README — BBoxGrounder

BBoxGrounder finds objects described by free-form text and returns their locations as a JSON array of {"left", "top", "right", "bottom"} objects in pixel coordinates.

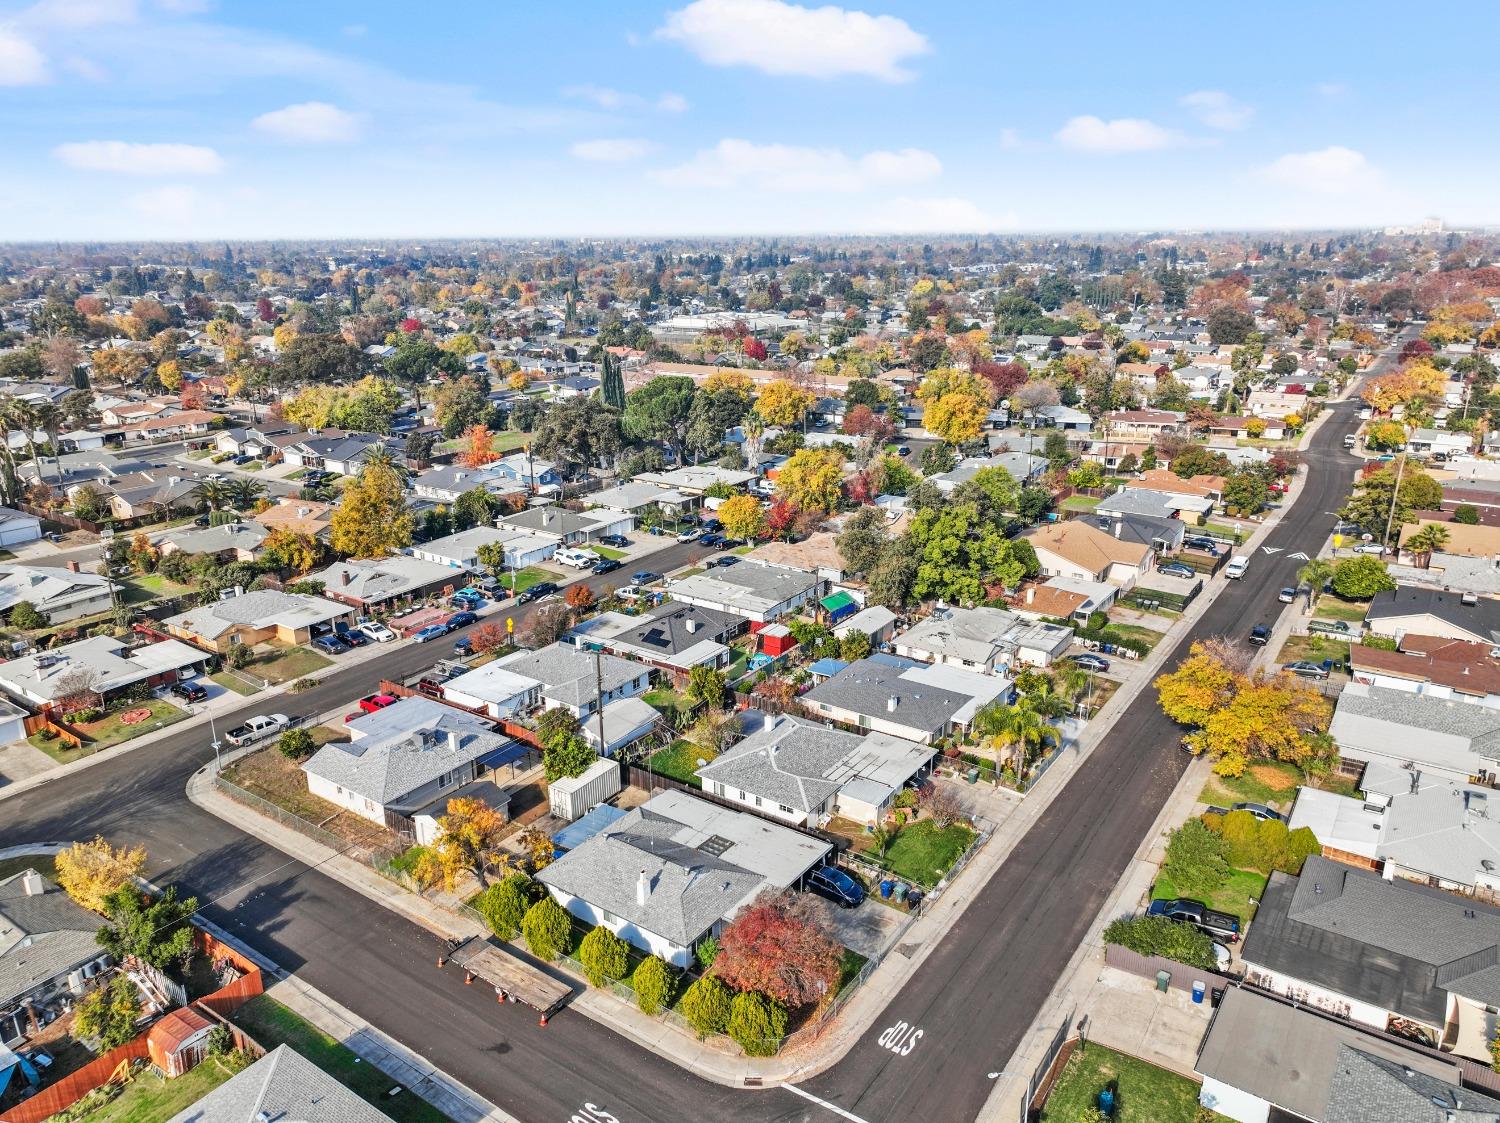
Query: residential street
[{"left": 0, "top": 385, "right": 1380, "bottom": 1123}]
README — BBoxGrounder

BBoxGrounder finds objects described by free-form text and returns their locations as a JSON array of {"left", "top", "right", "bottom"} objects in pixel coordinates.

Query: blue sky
[{"left": 1, "top": 0, "right": 1496, "bottom": 241}]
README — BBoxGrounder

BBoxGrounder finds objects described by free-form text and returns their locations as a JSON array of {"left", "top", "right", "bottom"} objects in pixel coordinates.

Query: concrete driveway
[{"left": 800, "top": 889, "right": 910, "bottom": 958}]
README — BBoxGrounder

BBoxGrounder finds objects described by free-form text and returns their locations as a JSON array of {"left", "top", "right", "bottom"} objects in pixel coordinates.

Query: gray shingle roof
[
  {"left": 697, "top": 715, "right": 862, "bottom": 813},
  {"left": 0, "top": 870, "right": 104, "bottom": 1007},
  {"left": 1331, "top": 683, "right": 1500, "bottom": 767},
  {"left": 301, "top": 707, "right": 506, "bottom": 807},
  {"left": 1324, "top": 1046, "right": 1500, "bottom": 1123},
  {"left": 167, "top": 1044, "right": 395, "bottom": 1122},
  {"left": 802, "top": 657, "right": 970, "bottom": 735},
  {"left": 610, "top": 601, "right": 740, "bottom": 659},
  {"left": 495, "top": 642, "right": 644, "bottom": 711},
  {"left": 1367, "top": 586, "right": 1500, "bottom": 643}
]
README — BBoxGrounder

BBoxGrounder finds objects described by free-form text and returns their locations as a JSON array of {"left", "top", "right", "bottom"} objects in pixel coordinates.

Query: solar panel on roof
[
  {"left": 697, "top": 835, "right": 733, "bottom": 857},
  {"left": 641, "top": 627, "right": 671, "bottom": 648}
]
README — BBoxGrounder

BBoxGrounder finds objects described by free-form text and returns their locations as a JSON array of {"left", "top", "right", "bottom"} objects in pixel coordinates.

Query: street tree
[
  {"left": 716, "top": 494, "right": 767, "bottom": 542},
  {"left": 55, "top": 838, "right": 147, "bottom": 913}
]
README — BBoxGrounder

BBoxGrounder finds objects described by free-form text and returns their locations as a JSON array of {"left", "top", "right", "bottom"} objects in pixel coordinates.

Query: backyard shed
[
  {"left": 547, "top": 757, "right": 620, "bottom": 822},
  {"left": 820, "top": 591, "right": 858, "bottom": 624},
  {"left": 757, "top": 623, "right": 797, "bottom": 658},
  {"left": 147, "top": 1006, "right": 214, "bottom": 1077}
]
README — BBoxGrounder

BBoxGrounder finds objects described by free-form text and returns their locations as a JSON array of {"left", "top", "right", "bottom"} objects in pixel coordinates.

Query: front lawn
[
  {"left": 79, "top": 1053, "right": 240, "bottom": 1123},
  {"left": 835, "top": 947, "right": 869, "bottom": 996},
  {"left": 210, "top": 670, "right": 260, "bottom": 696},
  {"left": 1275, "top": 634, "right": 1349, "bottom": 667},
  {"left": 1102, "top": 623, "right": 1164, "bottom": 651},
  {"left": 1312, "top": 597, "right": 1369, "bottom": 623},
  {"left": 1152, "top": 866, "right": 1267, "bottom": 924},
  {"left": 1041, "top": 1043, "right": 1211, "bottom": 1123},
  {"left": 73, "top": 698, "right": 187, "bottom": 751},
  {"left": 233, "top": 996, "right": 449, "bottom": 1123},
  {"left": 1198, "top": 760, "right": 1360, "bottom": 810},
  {"left": 499, "top": 566, "right": 550, "bottom": 593},
  {"left": 0, "top": 855, "right": 56, "bottom": 882},
  {"left": 882, "top": 820, "right": 977, "bottom": 887},
  {"left": 649, "top": 739, "right": 713, "bottom": 786},
  {"left": 251, "top": 646, "right": 334, "bottom": 684}
]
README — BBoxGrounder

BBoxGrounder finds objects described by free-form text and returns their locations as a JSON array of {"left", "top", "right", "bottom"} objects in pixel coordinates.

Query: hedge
[{"left": 1102, "top": 915, "right": 1216, "bottom": 970}]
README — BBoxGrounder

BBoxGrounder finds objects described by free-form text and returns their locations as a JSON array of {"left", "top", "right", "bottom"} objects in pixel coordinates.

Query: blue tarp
[
  {"left": 806, "top": 657, "right": 850, "bottom": 679},
  {"left": 480, "top": 742, "right": 531, "bottom": 769},
  {"left": 552, "top": 804, "right": 628, "bottom": 851}
]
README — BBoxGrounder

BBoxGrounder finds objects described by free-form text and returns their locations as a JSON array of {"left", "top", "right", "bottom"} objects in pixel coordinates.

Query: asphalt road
[{"left": 0, "top": 359, "right": 1394, "bottom": 1123}]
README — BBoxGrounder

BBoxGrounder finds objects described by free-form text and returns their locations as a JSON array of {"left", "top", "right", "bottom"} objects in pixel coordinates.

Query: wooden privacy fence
[
  {"left": 1103, "top": 943, "right": 1234, "bottom": 993},
  {"left": 20, "top": 712, "right": 86, "bottom": 748}
]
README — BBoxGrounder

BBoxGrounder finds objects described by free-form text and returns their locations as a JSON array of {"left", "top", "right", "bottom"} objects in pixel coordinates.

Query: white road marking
[
  {"left": 569, "top": 1105, "right": 622, "bottom": 1123},
  {"left": 1261, "top": 546, "right": 1283, "bottom": 555},
  {"left": 784, "top": 1084, "right": 873, "bottom": 1123},
  {"left": 876, "top": 1021, "right": 923, "bottom": 1055},
  {"left": 1287, "top": 551, "right": 1310, "bottom": 561}
]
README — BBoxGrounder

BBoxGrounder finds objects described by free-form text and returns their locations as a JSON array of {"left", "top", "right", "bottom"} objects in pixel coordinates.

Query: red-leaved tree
[
  {"left": 255, "top": 297, "right": 274, "bottom": 324},
  {"left": 765, "top": 498, "right": 799, "bottom": 540},
  {"left": 974, "top": 359, "right": 1029, "bottom": 400},
  {"left": 459, "top": 424, "right": 500, "bottom": 468},
  {"left": 1400, "top": 338, "right": 1434, "bottom": 363},
  {"left": 400, "top": 317, "right": 423, "bottom": 334},
  {"left": 712, "top": 892, "right": 842, "bottom": 1008},
  {"left": 743, "top": 338, "right": 768, "bottom": 361}
]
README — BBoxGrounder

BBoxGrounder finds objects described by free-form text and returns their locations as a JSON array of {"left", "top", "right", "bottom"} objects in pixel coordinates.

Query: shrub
[
  {"left": 1280, "top": 826, "right": 1322, "bottom": 875},
  {"left": 520, "top": 897, "right": 571, "bottom": 961},
  {"left": 1215, "top": 809, "right": 1262, "bottom": 868},
  {"left": 694, "top": 936, "right": 719, "bottom": 971},
  {"left": 474, "top": 873, "right": 539, "bottom": 941},
  {"left": 632, "top": 955, "right": 674, "bottom": 1015},
  {"left": 226, "top": 644, "right": 254, "bottom": 669},
  {"left": 9, "top": 602, "right": 46, "bottom": 630},
  {"left": 1102, "top": 915, "right": 1215, "bottom": 970},
  {"left": 578, "top": 925, "right": 629, "bottom": 988},
  {"left": 205, "top": 1024, "right": 234, "bottom": 1056},
  {"left": 1162, "top": 818, "right": 1229, "bottom": 898},
  {"left": 679, "top": 976, "right": 732, "bottom": 1038},
  {"left": 277, "top": 727, "right": 315, "bottom": 761},
  {"left": 727, "top": 991, "right": 787, "bottom": 1057}
]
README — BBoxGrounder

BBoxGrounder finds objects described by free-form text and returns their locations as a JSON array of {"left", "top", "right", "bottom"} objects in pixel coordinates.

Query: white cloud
[
  {"left": 654, "top": 138, "right": 940, "bottom": 192},
  {"left": 998, "top": 127, "right": 1023, "bottom": 150},
  {"left": 570, "top": 138, "right": 654, "bottom": 162},
  {"left": 1314, "top": 82, "right": 1348, "bottom": 99},
  {"left": 0, "top": 28, "right": 49, "bottom": 85},
  {"left": 563, "top": 85, "right": 688, "bottom": 113},
  {"left": 1259, "top": 146, "right": 1371, "bottom": 194},
  {"left": 1179, "top": 89, "right": 1252, "bottom": 130},
  {"left": 251, "top": 101, "right": 363, "bottom": 145},
  {"left": 656, "top": 0, "right": 929, "bottom": 82},
  {"left": 62, "top": 55, "right": 108, "bottom": 81},
  {"left": 869, "top": 196, "right": 1003, "bottom": 233},
  {"left": 54, "top": 140, "right": 223, "bottom": 174},
  {"left": 1055, "top": 115, "right": 1183, "bottom": 153},
  {"left": 656, "top": 91, "right": 689, "bottom": 113},
  {"left": 23, "top": 0, "right": 138, "bottom": 28}
]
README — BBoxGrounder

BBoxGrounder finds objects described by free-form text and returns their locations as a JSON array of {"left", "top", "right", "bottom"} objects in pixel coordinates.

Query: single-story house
[
  {"left": 411, "top": 526, "right": 556, "bottom": 572},
  {"left": 313, "top": 555, "right": 464, "bottom": 610},
  {"left": 893, "top": 605, "right": 1072, "bottom": 672},
  {"left": 1384, "top": 552, "right": 1500, "bottom": 599},
  {"left": 496, "top": 504, "right": 633, "bottom": 546},
  {"left": 156, "top": 520, "right": 269, "bottom": 563},
  {"left": 492, "top": 642, "right": 650, "bottom": 721},
  {"left": 1093, "top": 512, "right": 1187, "bottom": 554},
  {"left": 667, "top": 561, "right": 825, "bottom": 625},
  {"left": 802, "top": 654, "right": 1012, "bottom": 744},
  {"left": 214, "top": 423, "right": 301, "bottom": 459},
  {"left": 489, "top": 452, "right": 562, "bottom": 492},
  {"left": 1098, "top": 486, "right": 1215, "bottom": 523},
  {"left": 303, "top": 696, "right": 511, "bottom": 830},
  {"left": 1025, "top": 520, "right": 1153, "bottom": 588},
  {"left": 166, "top": 1044, "right": 396, "bottom": 1123},
  {"left": 254, "top": 497, "right": 335, "bottom": 540},
  {"left": 743, "top": 533, "right": 846, "bottom": 584},
  {"left": 1, "top": 869, "right": 113, "bottom": 1047},
  {"left": 106, "top": 470, "right": 206, "bottom": 520},
  {"left": 0, "top": 635, "right": 211, "bottom": 712},
  {"left": 162, "top": 588, "right": 355, "bottom": 652},
  {"left": 536, "top": 788, "right": 830, "bottom": 968},
  {"left": 0, "top": 509, "right": 41, "bottom": 549},
  {"left": 1397, "top": 519, "right": 1500, "bottom": 562},
  {"left": 282, "top": 432, "right": 402, "bottom": 475},
  {"left": 1240, "top": 855, "right": 1500, "bottom": 1063},
  {"left": 411, "top": 464, "right": 517, "bottom": 505},
  {"left": 1329, "top": 681, "right": 1500, "bottom": 784},
  {"left": 118, "top": 409, "right": 219, "bottom": 443},
  {"left": 633, "top": 466, "right": 759, "bottom": 495},
  {"left": 584, "top": 481, "right": 694, "bottom": 519},
  {"left": 1194, "top": 985, "right": 1494, "bottom": 1123},
  {"left": 0, "top": 564, "right": 117, "bottom": 622},
  {"left": 579, "top": 600, "right": 744, "bottom": 674},
  {"left": 1406, "top": 428, "right": 1471, "bottom": 458},
  {"left": 1365, "top": 586, "right": 1500, "bottom": 646},
  {"left": 1348, "top": 634, "right": 1500, "bottom": 708},
  {"left": 438, "top": 660, "right": 541, "bottom": 720},
  {"left": 697, "top": 713, "right": 935, "bottom": 827},
  {"left": 1101, "top": 408, "right": 1185, "bottom": 437}
]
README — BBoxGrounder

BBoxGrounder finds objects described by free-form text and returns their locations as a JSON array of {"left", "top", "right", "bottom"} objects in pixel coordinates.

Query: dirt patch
[
  {"left": 221, "top": 745, "right": 395, "bottom": 848},
  {"left": 1247, "top": 763, "right": 1299, "bottom": 793}
]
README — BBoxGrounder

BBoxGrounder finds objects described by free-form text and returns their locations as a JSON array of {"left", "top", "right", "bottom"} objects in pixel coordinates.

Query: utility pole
[
  {"left": 593, "top": 650, "right": 606, "bottom": 759},
  {"left": 1380, "top": 452, "right": 1407, "bottom": 556}
]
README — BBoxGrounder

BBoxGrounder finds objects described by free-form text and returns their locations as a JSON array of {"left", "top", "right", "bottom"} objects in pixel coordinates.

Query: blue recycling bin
[
  {"left": 1192, "top": 980, "right": 1206, "bottom": 1004},
  {"left": 879, "top": 879, "right": 894, "bottom": 899},
  {"left": 1097, "top": 1087, "right": 1115, "bottom": 1116}
]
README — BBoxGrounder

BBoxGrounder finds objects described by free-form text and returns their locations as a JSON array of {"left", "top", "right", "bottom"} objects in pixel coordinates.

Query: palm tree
[
  {"left": 1405, "top": 523, "right": 1450, "bottom": 569},
  {"left": 192, "top": 478, "right": 232, "bottom": 513},
  {"left": 975, "top": 702, "right": 1059, "bottom": 772},
  {"left": 7, "top": 400, "right": 44, "bottom": 487},
  {"left": 1298, "top": 558, "right": 1335, "bottom": 605},
  {"left": 31, "top": 401, "right": 64, "bottom": 484},
  {"left": 225, "top": 478, "right": 266, "bottom": 512}
]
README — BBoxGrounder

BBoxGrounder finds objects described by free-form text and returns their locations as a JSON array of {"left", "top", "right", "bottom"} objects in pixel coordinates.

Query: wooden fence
[
  {"left": 0, "top": 1038, "right": 151, "bottom": 1123},
  {"left": 21, "top": 712, "right": 86, "bottom": 748}
]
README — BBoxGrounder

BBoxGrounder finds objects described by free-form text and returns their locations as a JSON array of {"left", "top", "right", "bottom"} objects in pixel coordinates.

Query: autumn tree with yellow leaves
[
  {"left": 774, "top": 447, "right": 845, "bottom": 514},
  {"left": 916, "top": 367, "right": 993, "bottom": 445},
  {"left": 753, "top": 379, "right": 816, "bottom": 428},
  {"left": 413, "top": 798, "right": 512, "bottom": 890},
  {"left": 55, "top": 837, "right": 147, "bottom": 913},
  {"left": 1155, "top": 641, "right": 1333, "bottom": 777}
]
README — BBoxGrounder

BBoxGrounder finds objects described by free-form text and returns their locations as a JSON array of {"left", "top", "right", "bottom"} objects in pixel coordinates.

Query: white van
[{"left": 1225, "top": 556, "right": 1250, "bottom": 579}]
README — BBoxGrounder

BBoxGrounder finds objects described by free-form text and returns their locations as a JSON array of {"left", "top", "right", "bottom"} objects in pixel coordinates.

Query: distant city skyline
[{"left": 1, "top": 0, "right": 1496, "bottom": 240}]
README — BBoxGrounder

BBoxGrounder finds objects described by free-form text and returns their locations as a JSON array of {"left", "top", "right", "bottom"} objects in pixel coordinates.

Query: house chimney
[
  {"left": 1025, "top": 587, "right": 1035, "bottom": 605},
  {"left": 341, "top": 570, "right": 351, "bottom": 585},
  {"left": 67, "top": 560, "right": 79, "bottom": 573},
  {"left": 448, "top": 729, "right": 461, "bottom": 755},
  {"left": 20, "top": 869, "right": 44, "bottom": 897},
  {"left": 1113, "top": 521, "right": 1123, "bottom": 539},
  {"left": 887, "top": 695, "right": 899, "bottom": 712},
  {"left": 637, "top": 870, "right": 649, "bottom": 907},
  {"left": 685, "top": 618, "right": 698, "bottom": 633}
]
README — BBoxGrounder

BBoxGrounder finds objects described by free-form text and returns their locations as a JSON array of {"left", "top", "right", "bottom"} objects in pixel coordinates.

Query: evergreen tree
[{"left": 601, "top": 351, "right": 625, "bottom": 411}]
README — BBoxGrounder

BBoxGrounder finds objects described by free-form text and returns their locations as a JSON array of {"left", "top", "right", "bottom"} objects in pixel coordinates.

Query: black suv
[
  {"left": 1248, "top": 624, "right": 1270, "bottom": 647},
  {"left": 517, "top": 581, "right": 559, "bottom": 604},
  {"left": 170, "top": 681, "right": 207, "bottom": 702}
]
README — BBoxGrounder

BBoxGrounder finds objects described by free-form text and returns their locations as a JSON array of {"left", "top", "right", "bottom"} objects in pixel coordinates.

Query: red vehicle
[{"left": 358, "top": 693, "right": 398, "bottom": 713}]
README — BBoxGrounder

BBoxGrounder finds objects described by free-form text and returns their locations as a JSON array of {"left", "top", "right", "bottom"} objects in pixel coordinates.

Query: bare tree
[{"left": 52, "top": 666, "right": 103, "bottom": 715}]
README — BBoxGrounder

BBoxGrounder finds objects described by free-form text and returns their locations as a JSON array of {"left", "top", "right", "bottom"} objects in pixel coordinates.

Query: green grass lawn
[
  {"left": 383, "top": 844, "right": 433, "bottom": 880},
  {"left": 882, "top": 820, "right": 977, "bottom": 887},
  {"left": 649, "top": 739, "right": 712, "bottom": 786},
  {"left": 643, "top": 688, "right": 697, "bottom": 722},
  {"left": 126, "top": 573, "right": 196, "bottom": 598},
  {"left": 210, "top": 670, "right": 261, "bottom": 696},
  {"left": 1061, "top": 495, "right": 1102, "bottom": 512},
  {"left": 1198, "top": 759, "right": 1359, "bottom": 809},
  {"left": 185, "top": 448, "right": 214, "bottom": 460},
  {"left": 1202, "top": 522, "right": 1245, "bottom": 541},
  {"left": 80, "top": 1053, "right": 241, "bottom": 1123},
  {"left": 251, "top": 646, "right": 334, "bottom": 684},
  {"left": 36, "top": 698, "right": 190, "bottom": 761},
  {"left": 0, "top": 854, "right": 56, "bottom": 882},
  {"left": 1312, "top": 597, "right": 1369, "bottom": 623},
  {"left": 499, "top": 566, "right": 550, "bottom": 593},
  {"left": 28, "top": 730, "right": 89, "bottom": 764},
  {"left": 1041, "top": 1043, "right": 1210, "bottom": 1123},
  {"left": 1276, "top": 634, "right": 1350, "bottom": 666},
  {"left": 592, "top": 545, "right": 627, "bottom": 560},
  {"left": 1103, "top": 623, "right": 1164, "bottom": 651},
  {"left": 285, "top": 468, "right": 307, "bottom": 479},
  {"left": 234, "top": 996, "right": 449, "bottom": 1123},
  {"left": 835, "top": 947, "right": 869, "bottom": 996},
  {"left": 1153, "top": 866, "right": 1268, "bottom": 924}
]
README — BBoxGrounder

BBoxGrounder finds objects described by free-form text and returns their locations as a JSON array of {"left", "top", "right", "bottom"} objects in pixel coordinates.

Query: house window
[
  {"left": 754, "top": 795, "right": 762, "bottom": 807},
  {"left": 713, "top": 782, "right": 725, "bottom": 797},
  {"left": 779, "top": 804, "right": 795, "bottom": 815}
]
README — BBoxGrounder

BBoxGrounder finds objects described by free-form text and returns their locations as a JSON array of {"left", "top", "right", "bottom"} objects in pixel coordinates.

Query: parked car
[
  {"left": 225, "top": 713, "right": 291, "bottom": 746},
  {"left": 1145, "top": 898, "right": 1240, "bottom": 943},
  {"left": 555, "top": 548, "right": 600, "bottom": 568},
  {"left": 896, "top": 445, "right": 911, "bottom": 456},
  {"left": 631, "top": 571, "right": 661, "bottom": 585},
  {"left": 698, "top": 533, "right": 724, "bottom": 548},
  {"left": 335, "top": 628, "right": 369, "bottom": 647},
  {"left": 357, "top": 620, "right": 395, "bottom": 643},
  {"left": 707, "top": 555, "right": 739, "bottom": 569},
  {"left": 596, "top": 534, "right": 630, "bottom": 548},
  {"left": 1184, "top": 536, "right": 1220, "bottom": 554},
  {"left": 1277, "top": 587, "right": 1296, "bottom": 604},
  {"left": 1071, "top": 653, "right": 1110, "bottom": 673},
  {"left": 445, "top": 611, "right": 478, "bottom": 630},
  {"left": 516, "top": 581, "right": 559, "bottom": 604},
  {"left": 1249, "top": 624, "right": 1270, "bottom": 647},
  {"left": 715, "top": 538, "right": 742, "bottom": 550},
  {"left": 1224, "top": 555, "right": 1250, "bottom": 579},
  {"left": 806, "top": 865, "right": 866, "bottom": 909},
  {"left": 1283, "top": 660, "right": 1331, "bottom": 680},
  {"left": 451, "top": 588, "right": 484, "bottom": 605},
  {"left": 1231, "top": 802, "right": 1287, "bottom": 824},
  {"left": 676, "top": 527, "right": 704, "bottom": 543},
  {"left": 1157, "top": 562, "right": 1196, "bottom": 579},
  {"left": 1352, "top": 542, "right": 1386, "bottom": 554},
  {"left": 593, "top": 558, "right": 623, "bottom": 574},
  {"left": 413, "top": 623, "right": 449, "bottom": 643},
  {"left": 311, "top": 634, "right": 350, "bottom": 655},
  {"left": 700, "top": 519, "right": 722, "bottom": 533},
  {"left": 170, "top": 681, "right": 207, "bottom": 702},
  {"left": 358, "top": 693, "right": 398, "bottom": 714}
]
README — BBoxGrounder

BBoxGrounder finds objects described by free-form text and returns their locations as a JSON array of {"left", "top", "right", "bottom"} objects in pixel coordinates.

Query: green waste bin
[
  {"left": 1155, "top": 969, "right": 1171, "bottom": 993},
  {"left": 966, "top": 767, "right": 979, "bottom": 784}
]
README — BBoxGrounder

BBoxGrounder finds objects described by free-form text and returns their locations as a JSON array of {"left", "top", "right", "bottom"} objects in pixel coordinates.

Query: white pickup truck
[{"left": 225, "top": 713, "right": 291, "bottom": 746}]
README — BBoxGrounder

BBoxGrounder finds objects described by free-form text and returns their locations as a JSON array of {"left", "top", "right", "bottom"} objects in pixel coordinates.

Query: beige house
[
  {"left": 254, "top": 497, "right": 335, "bottom": 540},
  {"left": 1025, "top": 520, "right": 1152, "bottom": 588},
  {"left": 160, "top": 588, "right": 355, "bottom": 651}
]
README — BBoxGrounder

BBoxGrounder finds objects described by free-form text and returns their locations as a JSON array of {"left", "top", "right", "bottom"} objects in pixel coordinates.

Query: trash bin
[
  {"left": 879, "top": 879, "right": 894, "bottom": 899},
  {"left": 906, "top": 889, "right": 923, "bottom": 911},
  {"left": 1155, "top": 970, "right": 1171, "bottom": 993},
  {"left": 893, "top": 882, "right": 909, "bottom": 903},
  {"left": 1191, "top": 980, "right": 1206, "bottom": 1004},
  {"left": 966, "top": 767, "right": 979, "bottom": 784}
]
